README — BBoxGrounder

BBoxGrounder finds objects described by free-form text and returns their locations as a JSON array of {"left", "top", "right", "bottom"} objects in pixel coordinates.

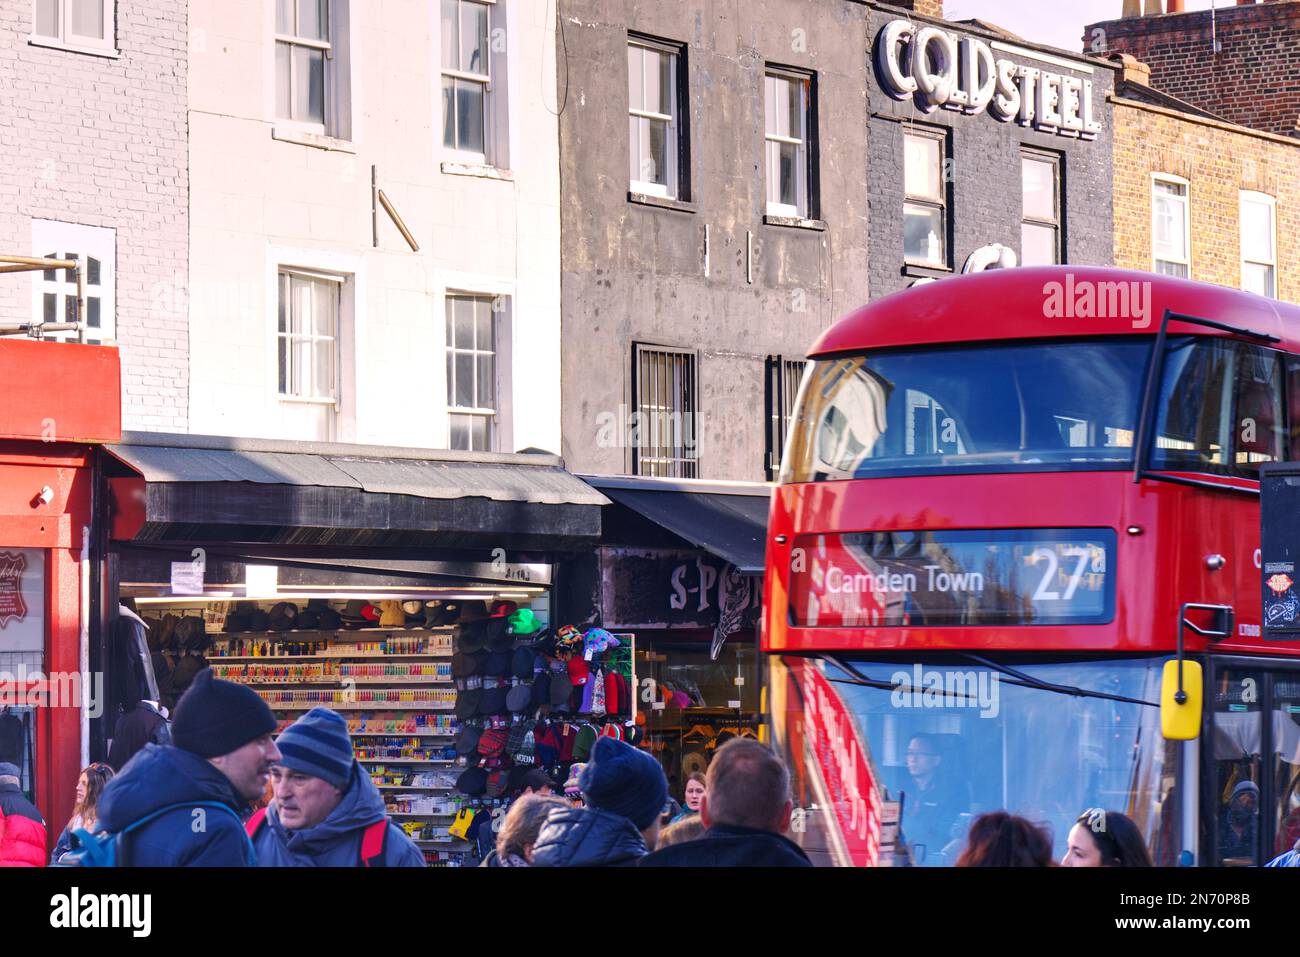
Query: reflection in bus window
[
  {"left": 1152, "top": 338, "right": 1233, "bottom": 472},
  {"left": 1271, "top": 675, "right": 1300, "bottom": 859},
  {"left": 1212, "top": 668, "right": 1263, "bottom": 866},
  {"left": 782, "top": 339, "right": 1149, "bottom": 482},
  {"left": 769, "top": 656, "right": 1179, "bottom": 866},
  {"left": 1232, "top": 346, "right": 1284, "bottom": 474}
]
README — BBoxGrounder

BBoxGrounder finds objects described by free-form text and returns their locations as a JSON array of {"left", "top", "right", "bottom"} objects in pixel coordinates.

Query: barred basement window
[{"left": 633, "top": 344, "right": 698, "bottom": 478}]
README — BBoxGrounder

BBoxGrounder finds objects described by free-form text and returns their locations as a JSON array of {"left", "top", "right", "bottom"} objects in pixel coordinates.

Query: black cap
[{"left": 172, "top": 668, "right": 277, "bottom": 758}]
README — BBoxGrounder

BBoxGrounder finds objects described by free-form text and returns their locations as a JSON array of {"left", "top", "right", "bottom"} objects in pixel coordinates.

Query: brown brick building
[
  {"left": 1088, "top": 0, "right": 1300, "bottom": 138},
  {"left": 1110, "top": 56, "right": 1300, "bottom": 302}
]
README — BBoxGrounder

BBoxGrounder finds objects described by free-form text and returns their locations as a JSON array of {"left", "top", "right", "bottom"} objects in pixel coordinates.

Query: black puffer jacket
[
  {"left": 529, "top": 806, "right": 648, "bottom": 867},
  {"left": 638, "top": 823, "right": 814, "bottom": 867}
]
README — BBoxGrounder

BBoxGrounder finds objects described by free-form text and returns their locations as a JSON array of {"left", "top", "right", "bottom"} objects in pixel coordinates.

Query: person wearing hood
[
  {"left": 96, "top": 669, "right": 280, "bottom": 866},
  {"left": 250, "top": 708, "right": 424, "bottom": 867},
  {"left": 530, "top": 737, "right": 667, "bottom": 867}
]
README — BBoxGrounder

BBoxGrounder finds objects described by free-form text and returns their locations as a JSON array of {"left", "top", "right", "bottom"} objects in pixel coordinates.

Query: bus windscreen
[{"left": 781, "top": 338, "right": 1150, "bottom": 482}]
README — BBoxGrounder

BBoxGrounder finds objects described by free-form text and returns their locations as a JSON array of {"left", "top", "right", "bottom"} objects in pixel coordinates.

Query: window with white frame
[
  {"left": 903, "top": 129, "right": 946, "bottom": 267},
  {"left": 276, "top": 0, "right": 331, "bottom": 127},
  {"left": 1240, "top": 191, "right": 1277, "bottom": 299},
  {"left": 628, "top": 38, "right": 683, "bottom": 199},
  {"left": 440, "top": 0, "right": 493, "bottom": 159},
  {"left": 764, "top": 70, "right": 813, "bottom": 219},
  {"left": 277, "top": 270, "right": 340, "bottom": 403},
  {"left": 1152, "top": 176, "right": 1190, "bottom": 279},
  {"left": 1021, "top": 150, "right": 1061, "bottom": 266},
  {"left": 31, "top": 0, "right": 115, "bottom": 54},
  {"left": 31, "top": 219, "right": 114, "bottom": 342},
  {"left": 446, "top": 295, "right": 499, "bottom": 452}
]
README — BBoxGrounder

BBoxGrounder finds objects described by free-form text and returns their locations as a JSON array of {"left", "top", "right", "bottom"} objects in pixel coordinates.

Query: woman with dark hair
[
  {"left": 954, "top": 811, "right": 1054, "bottom": 867},
  {"left": 1060, "top": 809, "right": 1153, "bottom": 867},
  {"left": 51, "top": 763, "right": 115, "bottom": 863}
]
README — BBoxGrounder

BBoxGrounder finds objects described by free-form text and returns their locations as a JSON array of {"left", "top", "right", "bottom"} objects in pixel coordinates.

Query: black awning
[
  {"left": 106, "top": 433, "right": 607, "bottom": 553},
  {"left": 589, "top": 478, "right": 773, "bottom": 574}
]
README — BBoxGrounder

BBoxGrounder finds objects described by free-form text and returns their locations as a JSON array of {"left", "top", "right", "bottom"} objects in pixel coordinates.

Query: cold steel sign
[{"left": 874, "top": 20, "right": 1102, "bottom": 140}]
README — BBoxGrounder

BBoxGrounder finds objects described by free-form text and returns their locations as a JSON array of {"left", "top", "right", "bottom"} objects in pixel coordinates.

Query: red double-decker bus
[{"left": 763, "top": 266, "right": 1300, "bottom": 867}]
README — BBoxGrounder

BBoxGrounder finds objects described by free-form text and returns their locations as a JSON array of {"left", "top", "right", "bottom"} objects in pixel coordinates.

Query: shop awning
[
  {"left": 583, "top": 475, "right": 773, "bottom": 574},
  {"left": 106, "top": 432, "right": 608, "bottom": 552}
]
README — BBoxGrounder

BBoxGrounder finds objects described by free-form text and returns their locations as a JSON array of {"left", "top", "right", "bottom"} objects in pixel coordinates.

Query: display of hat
[
  {"left": 625, "top": 724, "right": 644, "bottom": 747},
  {"left": 530, "top": 672, "right": 552, "bottom": 709},
  {"left": 554, "top": 625, "right": 583, "bottom": 661},
  {"left": 673, "top": 690, "right": 691, "bottom": 708},
  {"left": 451, "top": 653, "right": 476, "bottom": 678},
  {"left": 483, "top": 618, "right": 513, "bottom": 653},
  {"left": 454, "top": 724, "right": 482, "bottom": 755},
  {"left": 485, "top": 769, "right": 509, "bottom": 798},
  {"left": 506, "top": 682, "right": 532, "bottom": 714},
  {"left": 478, "top": 686, "right": 508, "bottom": 716},
  {"left": 573, "top": 723, "right": 598, "bottom": 762},
  {"left": 297, "top": 607, "right": 320, "bottom": 630},
  {"left": 533, "top": 724, "right": 560, "bottom": 766},
  {"left": 456, "top": 766, "right": 488, "bottom": 797},
  {"left": 507, "top": 719, "right": 536, "bottom": 760},
  {"left": 556, "top": 724, "right": 577, "bottom": 763},
  {"left": 490, "top": 600, "right": 517, "bottom": 618},
  {"left": 377, "top": 600, "right": 406, "bottom": 627},
  {"left": 457, "top": 600, "right": 491, "bottom": 622},
  {"left": 483, "top": 651, "right": 512, "bottom": 679},
  {"left": 567, "top": 658, "right": 590, "bottom": 687},
  {"left": 317, "top": 606, "right": 341, "bottom": 630},
  {"left": 402, "top": 600, "right": 425, "bottom": 625},
  {"left": 224, "top": 604, "right": 250, "bottom": 633},
  {"left": 564, "top": 763, "right": 586, "bottom": 796},
  {"left": 582, "top": 627, "right": 620, "bottom": 657},
  {"left": 549, "top": 672, "right": 574, "bottom": 708},
  {"left": 477, "top": 726, "right": 508, "bottom": 757},
  {"left": 247, "top": 608, "right": 271, "bottom": 632},
  {"left": 455, "top": 688, "right": 483, "bottom": 720},
  {"left": 455, "top": 621, "right": 486, "bottom": 654},
  {"left": 530, "top": 630, "right": 557, "bottom": 658},
  {"left": 424, "top": 601, "right": 459, "bottom": 628},
  {"left": 467, "top": 650, "right": 489, "bottom": 676},
  {"left": 269, "top": 602, "right": 299, "bottom": 632},
  {"left": 507, "top": 608, "right": 542, "bottom": 636},
  {"left": 599, "top": 724, "right": 622, "bottom": 741},
  {"left": 510, "top": 646, "right": 535, "bottom": 680}
]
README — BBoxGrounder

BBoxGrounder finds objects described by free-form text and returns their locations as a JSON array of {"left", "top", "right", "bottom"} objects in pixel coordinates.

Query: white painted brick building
[{"left": 0, "top": 0, "right": 189, "bottom": 431}]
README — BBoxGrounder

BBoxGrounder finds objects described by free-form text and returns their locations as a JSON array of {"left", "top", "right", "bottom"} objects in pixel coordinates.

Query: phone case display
[
  {"left": 448, "top": 609, "right": 641, "bottom": 865},
  {"left": 158, "top": 598, "right": 474, "bottom": 866}
]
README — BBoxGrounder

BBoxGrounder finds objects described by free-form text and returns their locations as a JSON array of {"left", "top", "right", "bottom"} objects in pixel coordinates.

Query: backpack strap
[
  {"left": 360, "top": 819, "right": 388, "bottom": 867},
  {"left": 245, "top": 807, "right": 269, "bottom": 839}
]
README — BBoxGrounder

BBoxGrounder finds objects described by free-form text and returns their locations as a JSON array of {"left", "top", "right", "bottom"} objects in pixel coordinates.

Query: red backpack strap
[
  {"left": 360, "top": 819, "right": 388, "bottom": 867},
  {"left": 245, "top": 807, "right": 268, "bottom": 839}
]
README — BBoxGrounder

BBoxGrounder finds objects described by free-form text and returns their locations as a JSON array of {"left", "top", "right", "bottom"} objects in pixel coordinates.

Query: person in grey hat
[
  {"left": 1219, "top": 779, "right": 1260, "bottom": 862},
  {"left": 250, "top": 707, "right": 424, "bottom": 867}
]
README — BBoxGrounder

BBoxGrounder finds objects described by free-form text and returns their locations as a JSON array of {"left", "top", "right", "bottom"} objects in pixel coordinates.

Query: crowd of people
[{"left": 4, "top": 668, "right": 1299, "bottom": 867}]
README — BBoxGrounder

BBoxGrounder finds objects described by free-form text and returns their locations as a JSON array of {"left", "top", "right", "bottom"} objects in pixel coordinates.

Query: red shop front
[{"left": 0, "top": 338, "right": 120, "bottom": 834}]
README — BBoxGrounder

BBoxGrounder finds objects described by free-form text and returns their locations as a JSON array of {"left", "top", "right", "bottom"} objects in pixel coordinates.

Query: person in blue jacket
[
  {"left": 96, "top": 668, "right": 281, "bottom": 866},
  {"left": 250, "top": 708, "right": 424, "bottom": 867}
]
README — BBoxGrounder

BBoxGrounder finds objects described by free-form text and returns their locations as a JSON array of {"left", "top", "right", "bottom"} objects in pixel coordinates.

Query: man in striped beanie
[{"left": 249, "top": 707, "right": 424, "bottom": 867}]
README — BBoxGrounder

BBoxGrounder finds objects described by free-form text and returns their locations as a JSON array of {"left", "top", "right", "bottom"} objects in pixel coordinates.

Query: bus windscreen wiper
[{"left": 959, "top": 653, "right": 1157, "bottom": 708}]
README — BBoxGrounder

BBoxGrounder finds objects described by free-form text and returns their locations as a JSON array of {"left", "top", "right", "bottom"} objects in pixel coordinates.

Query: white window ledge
[
  {"left": 271, "top": 126, "right": 356, "bottom": 154},
  {"left": 28, "top": 36, "right": 121, "bottom": 58},
  {"left": 764, "top": 213, "right": 826, "bottom": 231},
  {"left": 278, "top": 395, "right": 339, "bottom": 407},
  {"left": 440, "top": 161, "right": 514, "bottom": 182}
]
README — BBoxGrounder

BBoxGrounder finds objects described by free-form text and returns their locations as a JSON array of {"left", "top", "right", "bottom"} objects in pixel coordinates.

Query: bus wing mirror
[{"left": 1160, "top": 659, "right": 1203, "bottom": 740}]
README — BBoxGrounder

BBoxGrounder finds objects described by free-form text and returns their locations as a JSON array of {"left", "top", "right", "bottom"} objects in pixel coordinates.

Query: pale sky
[{"left": 942, "top": 0, "right": 1223, "bottom": 55}]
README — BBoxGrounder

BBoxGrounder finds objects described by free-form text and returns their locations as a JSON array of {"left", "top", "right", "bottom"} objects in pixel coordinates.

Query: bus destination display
[{"left": 787, "top": 529, "right": 1115, "bottom": 627}]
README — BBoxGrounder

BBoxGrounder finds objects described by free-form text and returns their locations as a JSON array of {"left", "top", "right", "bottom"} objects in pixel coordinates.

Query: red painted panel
[{"left": 0, "top": 340, "right": 120, "bottom": 444}]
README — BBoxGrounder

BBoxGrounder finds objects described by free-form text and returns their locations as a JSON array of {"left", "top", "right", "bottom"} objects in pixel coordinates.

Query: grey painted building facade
[
  {"left": 557, "top": 0, "right": 873, "bottom": 483},
  {"left": 866, "top": 7, "right": 1117, "bottom": 297}
]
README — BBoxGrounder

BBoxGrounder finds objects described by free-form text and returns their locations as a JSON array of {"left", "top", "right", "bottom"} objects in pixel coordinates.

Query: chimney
[
  {"left": 1110, "top": 52, "right": 1152, "bottom": 85},
  {"left": 1167, "top": 0, "right": 1184, "bottom": 11},
  {"left": 892, "top": 0, "right": 944, "bottom": 18},
  {"left": 1143, "top": 0, "right": 1163, "bottom": 14}
]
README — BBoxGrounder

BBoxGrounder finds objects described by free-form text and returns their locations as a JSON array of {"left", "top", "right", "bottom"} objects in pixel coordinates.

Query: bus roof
[{"left": 810, "top": 266, "right": 1300, "bottom": 357}]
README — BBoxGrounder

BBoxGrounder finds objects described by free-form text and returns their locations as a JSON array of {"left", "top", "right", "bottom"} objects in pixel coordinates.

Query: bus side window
[
  {"left": 1213, "top": 667, "right": 1264, "bottom": 866},
  {"left": 1233, "top": 346, "right": 1285, "bottom": 476},
  {"left": 1285, "top": 355, "right": 1300, "bottom": 460}
]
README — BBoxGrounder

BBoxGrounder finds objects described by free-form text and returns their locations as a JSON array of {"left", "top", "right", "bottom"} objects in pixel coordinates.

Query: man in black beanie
[{"left": 96, "top": 669, "right": 281, "bottom": 866}]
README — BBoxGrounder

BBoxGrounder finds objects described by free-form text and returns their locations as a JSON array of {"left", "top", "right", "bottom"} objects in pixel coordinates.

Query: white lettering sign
[{"left": 876, "top": 21, "right": 1102, "bottom": 140}]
